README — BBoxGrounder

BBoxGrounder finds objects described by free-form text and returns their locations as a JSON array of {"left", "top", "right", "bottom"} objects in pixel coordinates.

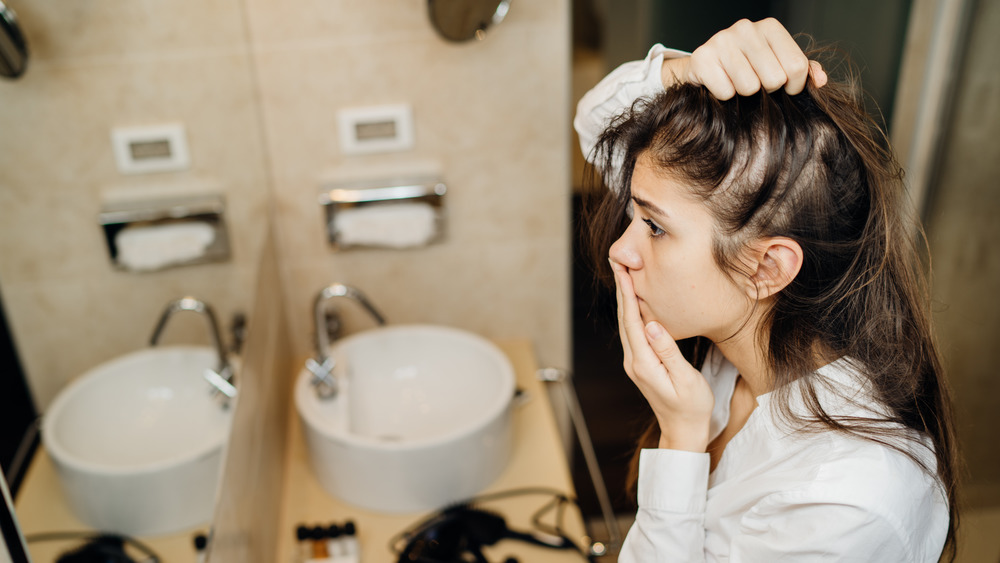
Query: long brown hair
[{"left": 583, "top": 53, "right": 960, "bottom": 560}]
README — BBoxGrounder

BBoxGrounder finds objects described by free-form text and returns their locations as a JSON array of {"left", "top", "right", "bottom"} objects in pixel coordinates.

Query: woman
[{"left": 574, "top": 19, "right": 958, "bottom": 562}]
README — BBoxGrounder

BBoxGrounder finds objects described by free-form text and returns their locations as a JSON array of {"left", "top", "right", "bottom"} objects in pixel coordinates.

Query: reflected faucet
[
  {"left": 308, "top": 283, "right": 387, "bottom": 399},
  {"left": 150, "top": 297, "right": 237, "bottom": 403}
]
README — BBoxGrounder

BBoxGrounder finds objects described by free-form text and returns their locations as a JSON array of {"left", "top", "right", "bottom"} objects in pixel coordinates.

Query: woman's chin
[
  {"left": 637, "top": 304, "right": 674, "bottom": 335},
  {"left": 640, "top": 312, "right": 694, "bottom": 341}
]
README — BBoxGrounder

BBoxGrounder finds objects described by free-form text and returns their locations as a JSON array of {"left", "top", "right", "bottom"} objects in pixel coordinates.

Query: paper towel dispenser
[
  {"left": 99, "top": 194, "right": 231, "bottom": 272},
  {"left": 319, "top": 177, "right": 447, "bottom": 250}
]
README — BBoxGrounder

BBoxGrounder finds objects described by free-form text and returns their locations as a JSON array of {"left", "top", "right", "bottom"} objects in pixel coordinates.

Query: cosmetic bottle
[
  {"left": 341, "top": 520, "right": 359, "bottom": 562},
  {"left": 193, "top": 534, "right": 208, "bottom": 563},
  {"left": 294, "top": 525, "right": 311, "bottom": 563}
]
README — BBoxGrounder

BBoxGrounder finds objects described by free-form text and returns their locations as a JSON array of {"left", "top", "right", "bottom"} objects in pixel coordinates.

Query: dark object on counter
[
  {"left": 55, "top": 534, "right": 137, "bottom": 563},
  {"left": 24, "top": 531, "right": 160, "bottom": 563},
  {"left": 395, "top": 504, "right": 577, "bottom": 563}
]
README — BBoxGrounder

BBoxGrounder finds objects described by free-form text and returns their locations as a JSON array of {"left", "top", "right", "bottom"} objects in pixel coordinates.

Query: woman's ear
[{"left": 747, "top": 237, "right": 803, "bottom": 299}]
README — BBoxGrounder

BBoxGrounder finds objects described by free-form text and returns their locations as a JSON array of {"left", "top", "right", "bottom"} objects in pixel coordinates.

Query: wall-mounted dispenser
[
  {"left": 319, "top": 177, "right": 446, "bottom": 250},
  {"left": 99, "top": 193, "right": 231, "bottom": 272}
]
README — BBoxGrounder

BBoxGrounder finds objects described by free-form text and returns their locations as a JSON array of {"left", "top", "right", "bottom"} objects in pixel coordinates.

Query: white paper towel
[
  {"left": 115, "top": 221, "right": 216, "bottom": 271},
  {"left": 332, "top": 202, "right": 438, "bottom": 248}
]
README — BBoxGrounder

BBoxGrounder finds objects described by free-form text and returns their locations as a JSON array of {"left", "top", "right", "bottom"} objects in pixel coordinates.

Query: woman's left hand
[{"left": 612, "top": 260, "right": 715, "bottom": 452}]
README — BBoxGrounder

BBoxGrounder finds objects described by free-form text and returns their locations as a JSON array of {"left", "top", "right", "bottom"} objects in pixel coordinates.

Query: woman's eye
[{"left": 642, "top": 218, "right": 665, "bottom": 237}]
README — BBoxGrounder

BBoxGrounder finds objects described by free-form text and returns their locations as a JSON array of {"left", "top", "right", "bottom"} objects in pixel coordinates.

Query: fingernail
[{"left": 645, "top": 321, "right": 665, "bottom": 339}]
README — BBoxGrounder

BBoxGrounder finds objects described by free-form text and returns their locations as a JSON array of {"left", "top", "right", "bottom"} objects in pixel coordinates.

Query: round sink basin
[
  {"left": 42, "top": 345, "right": 232, "bottom": 536},
  {"left": 295, "top": 325, "right": 516, "bottom": 513}
]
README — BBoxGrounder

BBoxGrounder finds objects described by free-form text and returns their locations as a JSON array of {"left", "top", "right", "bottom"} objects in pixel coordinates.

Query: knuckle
[
  {"left": 760, "top": 73, "right": 786, "bottom": 92},
  {"left": 731, "top": 18, "right": 753, "bottom": 33},
  {"left": 735, "top": 79, "right": 761, "bottom": 97},
  {"left": 785, "top": 55, "right": 809, "bottom": 75},
  {"left": 656, "top": 343, "right": 677, "bottom": 360}
]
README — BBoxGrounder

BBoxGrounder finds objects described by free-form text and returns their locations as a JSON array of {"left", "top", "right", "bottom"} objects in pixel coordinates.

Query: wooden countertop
[
  {"left": 276, "top": 339, "right": 589, "bottom": 563},
  {"left": 13, "top": 339, "right": 587, "bottom": 562},
  {"left": 14, "top": 450, "right": 204, "bottom": 562}
]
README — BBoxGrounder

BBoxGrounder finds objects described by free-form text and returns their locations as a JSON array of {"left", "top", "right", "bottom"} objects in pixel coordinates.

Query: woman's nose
[{"left": 609, "top": 226, "right": 642, "bottom": 270}]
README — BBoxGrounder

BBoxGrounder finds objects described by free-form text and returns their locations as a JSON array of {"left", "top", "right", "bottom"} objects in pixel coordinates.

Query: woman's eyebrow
[{"left": 631, "top": 195, "right": 669, "bottom": 218}]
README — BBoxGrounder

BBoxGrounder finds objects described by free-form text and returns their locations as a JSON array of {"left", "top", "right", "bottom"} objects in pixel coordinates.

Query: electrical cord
[
  {"left": 23, "top": 531, "right": 161, "bottom": 563},
  {"left": 389, "top": 487, "right": 598, "bottom": 563}
]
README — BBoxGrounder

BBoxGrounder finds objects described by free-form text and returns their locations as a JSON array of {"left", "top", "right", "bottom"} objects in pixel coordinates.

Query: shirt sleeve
[
  {"left": 619, "top": 451, "right": 925, "bottom": 563},
  {"left": 572, "top": 44, "right": 688, "bottom": 177},
  {"left": 731, "top": 491, "right": 918, "bottom": 562},
  {"left": 618, "top": 448, "right": 710, "bottom": 563}
]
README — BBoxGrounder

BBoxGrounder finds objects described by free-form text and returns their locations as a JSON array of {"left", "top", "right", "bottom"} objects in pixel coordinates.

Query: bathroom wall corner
[{"left": 207, "top": 225, "right": 294, "bottom": 563}]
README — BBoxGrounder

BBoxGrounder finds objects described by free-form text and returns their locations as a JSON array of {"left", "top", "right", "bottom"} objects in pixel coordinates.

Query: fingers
[
  {"left": 611, "top": 261, "right": 679, "bottom": 382},
  {"left": 756, "top": 17, "right": 811, "bottom": 95},
  {"left": 809, "top": 60, "right": 828, "bottom": 89},
  {"left": 687, "top": 18, "right": 822, "bottom": 99},
  {"left": 609, "top": 260, "right": 715, "bottom": 453},
  {"left": 688, "top": 49, "right": 737, "bottom": 100},
  {"left": 612, "top": 261, "right": 646, "bottom": 365},
  {"left": 611, "top": 260, "right": 633, "bottom": 366},
  {"left": 643, "top": 321, "right": 686, "bottom": 376},
  {"left": 722, "top": 19, "right": 788, "bottom": 96}
]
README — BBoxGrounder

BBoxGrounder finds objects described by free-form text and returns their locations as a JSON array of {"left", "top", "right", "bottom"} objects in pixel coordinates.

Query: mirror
[
  {"left": 0, "top": 1, "right": 27, "bottom": 79},
  {"left": 1, "top": 471, "right": 29, "bottom": 563},
  {"left": 427, "top": 0, "right": 511, "bottom": 42}
]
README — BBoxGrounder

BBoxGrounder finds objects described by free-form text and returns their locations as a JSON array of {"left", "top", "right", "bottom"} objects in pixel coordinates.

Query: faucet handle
[
  {"left": 306, "top": 357, "right": 338, "bottom": 399},
  {"left": 204, "top": 368, "right": 238, "bottom": 398}
]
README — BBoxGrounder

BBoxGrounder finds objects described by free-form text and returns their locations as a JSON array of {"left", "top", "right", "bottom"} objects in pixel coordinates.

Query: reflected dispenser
[{"left": 318, "top": 177, "right": 447, "bottom": 250}]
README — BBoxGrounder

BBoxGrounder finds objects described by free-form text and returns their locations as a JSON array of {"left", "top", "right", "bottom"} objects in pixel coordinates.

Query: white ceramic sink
[
  {"left": 295, "top": 325, "right": 516, "bottom": 513},
  {"left": 42, "top": 345, "right": 232, "bottom": 536}
]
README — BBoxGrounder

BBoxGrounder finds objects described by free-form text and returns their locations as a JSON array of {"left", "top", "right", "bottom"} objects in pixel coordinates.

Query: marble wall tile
[
  {"left": 0, "top": 0, "right": 570, "bottom": 408},
  {"left": 248, "top": 4, "right": 571, "bottom": 369},
  {"left": 13, "top": 0, "right": 248, "bottom": 62},
  {"left": 243, "top": 0, "right": 431, "bottom": 46},
  {"left": 0, "top": 4, "right": 270, "bottom": 409}
]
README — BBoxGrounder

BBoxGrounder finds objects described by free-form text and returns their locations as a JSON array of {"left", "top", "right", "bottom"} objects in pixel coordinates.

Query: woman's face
[{"left": 609, "top": 154, "right": 752, "bottom": 342}]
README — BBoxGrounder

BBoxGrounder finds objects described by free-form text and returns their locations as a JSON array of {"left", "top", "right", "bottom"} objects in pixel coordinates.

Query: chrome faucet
[
  {"left": 150, "top": 297, "right": 237, "bottom": 404},
  {"left": 308, "top": 283, "right": 387, "bottom": 399}
]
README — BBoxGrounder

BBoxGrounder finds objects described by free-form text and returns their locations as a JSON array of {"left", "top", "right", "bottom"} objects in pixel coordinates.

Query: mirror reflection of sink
[
  {"left": 42, "top": 346, "right": 232, "bottom": 536},
  {"left": 295, "top": 325, "right": 516, "bottom": 513}
]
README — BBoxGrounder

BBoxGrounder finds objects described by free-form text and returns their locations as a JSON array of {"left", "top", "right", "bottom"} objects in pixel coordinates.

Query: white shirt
[{"left": 574, "top": 47, "right": 950, "bottom": 562}]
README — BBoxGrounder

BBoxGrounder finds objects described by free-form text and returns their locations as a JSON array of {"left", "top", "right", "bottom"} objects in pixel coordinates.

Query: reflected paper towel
[
  {"left": 332, "top": 202, "right": 438, "bottom": 249},
  {"left": 115, "top": 222, "right": 216, "bottom": 271}
]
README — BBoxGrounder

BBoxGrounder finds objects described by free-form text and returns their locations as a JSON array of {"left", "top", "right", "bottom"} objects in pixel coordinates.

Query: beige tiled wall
[
  {"left": 245, "top": 0, "right": 571, "bottom": 368},
  {"left": 0, "top": 0, "right": 271, "bottom": 409},
  {"left": 0, "top": 1, "right": 571, "bottom": 409}
]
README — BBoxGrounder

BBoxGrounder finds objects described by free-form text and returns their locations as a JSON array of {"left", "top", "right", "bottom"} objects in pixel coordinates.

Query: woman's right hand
[
  {"left": 611, "top": 260, "right": 715, "bottom": 453},
  {"left": 662, "top": 18, "right": 828, "bottom": 100}
]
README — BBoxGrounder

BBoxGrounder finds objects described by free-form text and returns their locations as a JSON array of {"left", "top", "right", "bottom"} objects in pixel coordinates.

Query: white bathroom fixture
[
  {"left": 110, "top": 123, "right": 190, "bottom": 174},
  {"left": 99, "top": 193, "right": 231, "bottom": 272},
  {"left": 336, "top": 104, "right": 413, "bottom": 155},
  {"left": 318, "top": 176, "right": 447, "bottom": 250},
  {"left": 295, "top": 325, "right": 516, "bottom": 513},
  {"left": 42, "top": 346, "right": 232, "bottom": 536}
]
